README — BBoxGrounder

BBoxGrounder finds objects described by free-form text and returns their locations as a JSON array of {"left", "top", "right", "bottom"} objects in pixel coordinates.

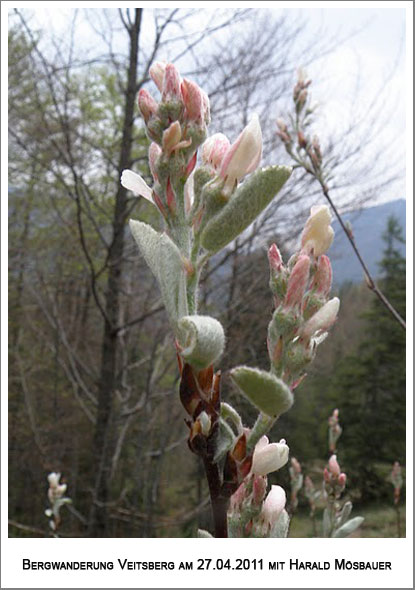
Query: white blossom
[
  {"left": 251, "top": 436, "right": 289, "bottom": 476},
  {"left": 121, "top": 170, "right": 154, "bottom": 204},
  {"left": 301, "top": 205, "right": 334, "bottom": 256}
]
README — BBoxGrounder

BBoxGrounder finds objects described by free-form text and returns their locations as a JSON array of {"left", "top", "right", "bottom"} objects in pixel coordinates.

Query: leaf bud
[{"left": 177, "top": 315, "right": 225, "bottom": 370}]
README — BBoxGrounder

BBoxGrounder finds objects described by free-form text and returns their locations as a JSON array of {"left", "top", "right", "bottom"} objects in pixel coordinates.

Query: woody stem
[{"left": 202, "top": 457, "right": 229, "bottom": 538}]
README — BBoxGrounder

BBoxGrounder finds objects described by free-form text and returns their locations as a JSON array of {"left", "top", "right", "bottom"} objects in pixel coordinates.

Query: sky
[
  {"left": 6, "top": 2, "right": 410, "bottom": 205},
  {"left": 297, "top": 7, "right": 405, "bottom": 131}
]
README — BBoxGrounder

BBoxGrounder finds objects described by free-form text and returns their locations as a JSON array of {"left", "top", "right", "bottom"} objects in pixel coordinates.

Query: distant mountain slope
[{"left": 328, "top": 199, "right": 406, "bottom": 285}]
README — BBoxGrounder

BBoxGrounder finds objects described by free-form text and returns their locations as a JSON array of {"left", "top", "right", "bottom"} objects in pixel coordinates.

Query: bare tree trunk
[{"left": 88, "top": 8, "right": 142, "bottom": 537}]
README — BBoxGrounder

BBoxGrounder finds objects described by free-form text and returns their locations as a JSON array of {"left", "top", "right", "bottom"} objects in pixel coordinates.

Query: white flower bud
[
  {"left": 202, "top": 133, "right": 230, "bottom": 170},
  {"left": 301, "top": 205, "right": 334, "bottom": 257},
  {"left": 56, "top": 484, "right": 67, "bottom": 497},
  {"left": 219, "top": 114, "right": 262, "bottom": 195},
  {"left": 47, "top": 472, "right": 61, "bottom": 488},
  {"left": 198, "top": 411, "right": 211, "bottom": 436},
  {"left": 302, "top": 297, "right": 340, "bottom": 339},
  {"left": 328, "top": 454, "right": 341, "bottom": 477},
  {"left": 149, "top": 61, "right": 167, "bottom": 92},
  {"left": 251, "top": 436, "right": 289, "bottom": 476},
  {"left": 261, "top": 485, "right": 286, "bottom": 529}
]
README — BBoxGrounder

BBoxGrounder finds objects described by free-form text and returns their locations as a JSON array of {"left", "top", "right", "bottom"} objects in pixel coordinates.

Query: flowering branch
[
  {"left": 328, "top": 408, "right": 342, "bottom": 454},
  {"left": 45, "top": 472, "right": 71, "bottom": 536},
  {"left": 304, "top": 475, "right": 320, "bottom": 536},
  {"left": 276, "top": 69, "right": 406, "bottom": 331},
  {"left": 321, "top": 411, "right": 363, "bottom": 538},
  {"left": 124, "top": 61, "right": 341, "bottom": 537}
]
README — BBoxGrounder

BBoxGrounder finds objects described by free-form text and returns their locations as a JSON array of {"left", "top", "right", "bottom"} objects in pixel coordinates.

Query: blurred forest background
[{"left": 8, "top": 7, "right": 406, "bottom": 537}]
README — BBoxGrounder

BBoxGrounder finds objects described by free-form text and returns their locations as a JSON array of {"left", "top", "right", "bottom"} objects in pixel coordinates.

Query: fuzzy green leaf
[
  {"left": 129, "top": 220, "right": 188, "bottom": 325},
  {"left": 200, "top": 165, "right": 292, "bottom": 253},
  {"left": 323, "top": 507, "right": 331, "bottom": 537},
  {"left": 178, "top": 315, "right": 225, "bottom": 370},
  {"left": 230, "top": 366, "right": 293, "bottom": 417},
  {"left": 337, "top": 501, "right": 353, "bottom": 529},
  {"left": 214, "top": 417, "right": 236, "bottom": 463},
  {"left": 333, "top": 516, "right": 364, "bottom": 538}
]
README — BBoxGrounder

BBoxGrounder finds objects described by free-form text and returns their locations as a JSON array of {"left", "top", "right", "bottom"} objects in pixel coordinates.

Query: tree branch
[{"left": 320, "top": 183, "right": 406, "bottom": 330}]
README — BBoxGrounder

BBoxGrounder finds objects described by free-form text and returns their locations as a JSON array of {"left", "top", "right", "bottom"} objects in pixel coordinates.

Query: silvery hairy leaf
[
  {"left": 177, "top": 315, "right": 225, "bottom": 369},
  {"left": 130, "top": 220, "right": 188, "bottom": 325},
  {"left": 200, "top": 165, "right": 292, "bottom": 253},
  {"left": 333, "top": 516, "right": 364, "bottom": 538},
  {"left": 230, "top": 366, "right": 293, "bottom": 417}
]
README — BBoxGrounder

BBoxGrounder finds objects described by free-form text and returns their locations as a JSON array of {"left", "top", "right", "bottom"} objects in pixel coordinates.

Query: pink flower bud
[
  {"left": 219, "top": 114, "right": 262, "bottom": 195},
  {"left": 148, "top": 142, "right": 162, "bottom": 182},
  {"left": 277, "top": 129, "right": 291, "bottom": 144},
  {"left": 268, "top": 243, "right": 284, "bottom": 273},
  {"left": 162, "top": 121, "right": 182, "bottom": 154},
  {"left": 297, "top": 88, "right": 308, "bottom": 108},
  {"left": 162, "top": 63, "right": 182, "bottom": 102},
  {"left": 311, "top": 254, "right": 332, "bottom": 296},
  {"left": 291, "top": 374, "right": 306, "bottom": 390},
  {"left": 297, "top": 130, "right": 307, "bottom": 149},
  {"left": 301, "top": 297, "right": 340, "bottom": 339},
  {"left": 202, "top": 133, "right": 231, "bottom": 171},
  {"left": 229, "top": 482, "right": 247, "bottom": 513},
  {"left": 251, "top": 435, "right": 289, "bottom": 477},
  {"left": 328, "top": 454, "right": 341, "bottom": 477},
  {"left": 181, "top": 78, "right": 207, "bottom": 122},
  {"left": 186, "top": 152, "right": 197, "bottom": 177},
  {"left": 252, "top": 475, "right": 267, "bottom": 505},
  {"left": 323, "top": 467, "right": 330, "bottom": 483},
  {"left": 312, "top": 135, "right": 322, "bottom": 162},
  {"left": 285, "top": 255, "right": 310, "bottom": 309},
  {"left": 166, "top": 177, "right": 176, "bottom": 212},
  {"left": 161, "top": 121, "right": 192, "bottom": 155},
  {"left": 152, "top": 192, "right": 167, "bottom": 218},
  {"left": 138, "top": 88, "right": 158, "bottom": 123},
  {"left": 149, "top": 61, "right": 166, "bottom": 92},
  {"left": 201, "top": 89, "right": 210, "bottom": 124},
  {"left": 261, "top": 485, "right": 286, "bottom": 529},
  {"left": 301, "top": 205, "right": 334, "bottom": 257},
  {"left": 121, "top": 170, "right": 154, "bottom": 204},
  {"left": 338, "top": 472, "right": 347, "bottom": 487},
  {"left": 276, "top": 118, "right": 287, "bottom": 132}
]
